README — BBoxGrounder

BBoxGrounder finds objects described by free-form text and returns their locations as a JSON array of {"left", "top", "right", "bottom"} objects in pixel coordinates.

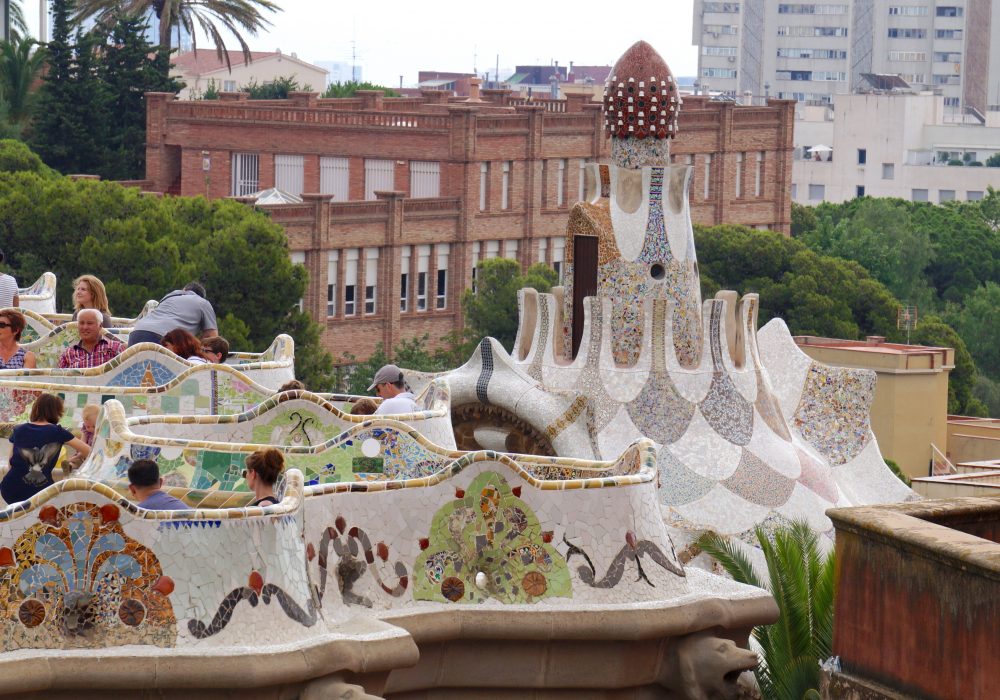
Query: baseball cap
[{"left": 367, "top": 364, "right": 404, "bottom": 392}]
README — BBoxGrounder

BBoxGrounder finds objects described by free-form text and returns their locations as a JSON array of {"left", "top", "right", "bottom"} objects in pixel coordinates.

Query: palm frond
[{"left": 696, "top": 531, "right": 766, "bottom": 589}]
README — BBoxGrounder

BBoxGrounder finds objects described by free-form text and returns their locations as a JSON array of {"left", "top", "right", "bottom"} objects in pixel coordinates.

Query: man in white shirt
[
  {"left": 368, "top": 364, "right": 420, "bottom": 415},
  {"left": 0, "top": 249, "right": 19, "bottom": 308}
]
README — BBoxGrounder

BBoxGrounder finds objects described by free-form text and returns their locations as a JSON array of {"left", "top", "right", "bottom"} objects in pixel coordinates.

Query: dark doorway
[{"left": 571, "top": 235, "right": 599, "bottom": 359}]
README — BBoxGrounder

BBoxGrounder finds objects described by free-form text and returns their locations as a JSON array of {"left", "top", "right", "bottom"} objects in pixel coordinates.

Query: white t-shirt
[
  {"left": 375, "top": 392, "right": 420, "bottom": 415},
  {"left": 0, "top": 273, "right": 18, "bottom": 308}
]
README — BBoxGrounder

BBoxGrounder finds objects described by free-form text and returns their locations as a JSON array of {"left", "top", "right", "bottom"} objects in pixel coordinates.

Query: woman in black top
[
  {"left": 2, "top": 393, "right": 91, "bottom": 505},
  {"left": 244, "top": 448, "right": 284, "bottom": 507}
]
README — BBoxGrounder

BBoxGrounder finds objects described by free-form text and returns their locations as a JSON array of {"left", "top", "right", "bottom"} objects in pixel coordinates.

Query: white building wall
[{"left": 793, "top": 91, "right": 1000, "bottom": 204}]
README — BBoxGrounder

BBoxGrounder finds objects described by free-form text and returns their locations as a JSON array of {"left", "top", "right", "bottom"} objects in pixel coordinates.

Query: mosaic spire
[{"left": 604, "top": 41, "right": 681, "bottom": 168}]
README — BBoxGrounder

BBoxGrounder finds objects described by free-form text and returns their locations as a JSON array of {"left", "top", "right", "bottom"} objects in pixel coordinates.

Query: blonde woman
[{"left": 70, "top": 275, "right": 112, "bottom": 328}]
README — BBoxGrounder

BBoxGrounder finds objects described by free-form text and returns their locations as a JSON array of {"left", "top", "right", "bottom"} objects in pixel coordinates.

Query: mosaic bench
[
  {"left": 42, "top": 298, "right": 159, "bottom": 330},
  {"left": 16, "top": 272, "right": 56, "bottom": 315},
  {"left": 0, "top": 448, "right": 774, "bottom": 700},
  {"left": 1, "top": 334, "right": 295, "bottom": 385},
  {"left": 0, "top": 361, "right": 285, "bottom": 441}
]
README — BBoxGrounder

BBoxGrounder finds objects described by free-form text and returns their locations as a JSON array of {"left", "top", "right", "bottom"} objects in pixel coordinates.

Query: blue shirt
[{"left": 138, "top": 490, "right": 189, "bottom": 511}]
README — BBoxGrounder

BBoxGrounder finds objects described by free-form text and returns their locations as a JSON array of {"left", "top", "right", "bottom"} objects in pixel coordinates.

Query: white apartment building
[
  {"left": 693, "top": 0, "right": 1000, "bottom": 115},
  {"left": 792, "top": 91, "right": 1000, "bottom": 204}
]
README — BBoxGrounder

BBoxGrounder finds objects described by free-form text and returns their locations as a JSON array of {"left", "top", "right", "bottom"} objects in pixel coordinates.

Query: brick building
[{"left": 144, "top": 86, "right": 793, "bottom": 362}]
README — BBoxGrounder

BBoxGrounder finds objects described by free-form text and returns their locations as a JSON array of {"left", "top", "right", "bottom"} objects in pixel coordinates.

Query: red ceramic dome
[{"left": 604, "top": 40, "right": 680, "bottom": 140}]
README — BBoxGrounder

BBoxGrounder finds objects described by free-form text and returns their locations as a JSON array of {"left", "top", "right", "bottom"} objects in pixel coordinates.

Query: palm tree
[
  {"left": 72, "top": 0, "right": 280, "bottom": 71},
  {"left": 698, "top": 521, "right": 836, "bottom": 700},
  {"left": 6, "top": 0, "right": 29, "bottom": 39},
  {"left": 0, "top": 35, "right": 47, "bottom": 131}
]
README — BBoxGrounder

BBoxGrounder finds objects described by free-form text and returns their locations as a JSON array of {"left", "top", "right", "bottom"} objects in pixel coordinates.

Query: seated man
[
  {"left": 368, "top": 364, "right": 419, "bottom": 415},
  {"left": 127, "top": 459, "right": 188, "bottom": 510},
  {"left": 58, "top": 308, "right": 125, "bottom": 368}
]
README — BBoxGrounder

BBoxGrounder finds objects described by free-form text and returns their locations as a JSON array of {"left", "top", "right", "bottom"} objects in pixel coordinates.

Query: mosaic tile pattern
[
  {"left": 721, "top": 450, "right": 794, "bottom": 508},
  {"left": 17, "top": 273, "right": 57, "bottom": 315},
  {"left": 414, "top": 471, "right": 571, "bottom": 604},
  {"left": 612, "top": 138, "right": 672, "bottom": 169},
  {"left": 627, "top": 303, "right": 695, "bottom": 445},
  {"left": 699, "top": 302, "right": 753, "bottom": 446},
  {"left": 793, "top": 364, "right": 875, "bottom": 466},
  {"left": 0, "top": 501, "right": 176, "bottom": 649},
  {"left": 604, "top": 41, "right": 680, "bottom": 140}
]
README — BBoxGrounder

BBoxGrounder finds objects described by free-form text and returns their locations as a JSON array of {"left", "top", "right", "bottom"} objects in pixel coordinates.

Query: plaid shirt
[{"left": 58, "top": 336, "right": 125, "bottom": 369}]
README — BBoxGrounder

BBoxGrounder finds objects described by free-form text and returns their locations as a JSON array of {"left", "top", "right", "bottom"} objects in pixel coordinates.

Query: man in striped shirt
[
  {"left": 58, "top": 309, "right": 125, "bottom": 368},
  {"left": 0, "top": 249, "right": 17, "bottom": 308}
]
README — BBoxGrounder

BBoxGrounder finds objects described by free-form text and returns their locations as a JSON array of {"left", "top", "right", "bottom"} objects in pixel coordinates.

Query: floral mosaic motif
[
  {"left": 793, "top": 364, "right": 875, "bottom": 466},
  {"left": 414, "top": 471, "right": 570, "bottom": 604},
  {"left": 313, "top": 516, "right": 408, "bottom": 607},
  {"left": 107, "top": 360, "right": 176, "bottom": 388},
  {"left": 0, "top": 389, "right": 41, "bottom": 434},
  {"left": 188, "top": 570, "right": 316, "bottom": 639},
  {"left": 564, "top": 532, "right": 684, "bottom": 588},
  {"left": 699, "top": 303, "right": 753, "bottom": 446},
  {"left": 721, "top": 449, "right": 795, "bottom": 508},
  {"left": 0, "top": 502, "right": 176, "bottom": 649},
  {"left": 628, "top": 302, "right": 695, "bottom": 445}
]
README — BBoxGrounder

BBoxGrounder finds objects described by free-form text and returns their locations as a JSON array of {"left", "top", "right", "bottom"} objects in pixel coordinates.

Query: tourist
[
  {"left": 67, "top": 404, "right": 101, "bottom": 471},
  {"left": 79, "top": 404, "right": 99, "bottom": 447},
  {"left": 70, "top": 274, "right": 112, "bottom": 328},
  {"left": 0, "top": 309, "right": 36, "bottom": 369},
  {"left": 1, "top": 393, "right": 90, "bottom": 505},
  {"left": 279, "top": 379, "right": 305, "bottom": 392},
  {"left": 350, "top": 398, "right": 378, "bottom": 415},
  {"left": 127, "top": 282, "right": 218, "bottom": 347},
  {"left": 201, "top": 336, "right": 230, "bottom": 363},
  {"left": 368, "top": 364, "right": 419, "bottom": 414},
  {"left": 161, "top": 328, "right": 209, "bottom": 363},
  {"left": 58, "top": 309, "right": 125, "bottom": 368},
  {"left": 0, "top": 249, "right": 17, "bottom": 308},
  {"left": 244, "top": 448, "right": 284, "bottom": 507},
  {"left": 127, "top": 459, "right": 188, "bottom": 510}
]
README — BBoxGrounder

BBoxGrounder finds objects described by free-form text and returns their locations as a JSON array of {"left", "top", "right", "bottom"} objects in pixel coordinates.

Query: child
[{"left": 80, "top": 404, "right": 99, "bottom": 447}]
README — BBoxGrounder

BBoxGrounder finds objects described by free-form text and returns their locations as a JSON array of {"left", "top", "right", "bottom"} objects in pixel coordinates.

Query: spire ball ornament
[{"left": 604, "top": 40, "right": 681, "bottom": 141}]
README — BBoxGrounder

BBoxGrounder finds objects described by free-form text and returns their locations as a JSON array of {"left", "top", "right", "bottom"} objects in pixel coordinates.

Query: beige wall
[
  {"left": 796, "top": 341, "right": 952, "bottom": 479},
  {"left": 176, "top": 56, "right": 328, "bottom": 99}
]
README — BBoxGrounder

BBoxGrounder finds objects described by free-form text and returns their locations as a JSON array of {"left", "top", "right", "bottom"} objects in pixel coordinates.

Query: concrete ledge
[{"left": 0, "top": 618, "right": 417, "bottom": 695}]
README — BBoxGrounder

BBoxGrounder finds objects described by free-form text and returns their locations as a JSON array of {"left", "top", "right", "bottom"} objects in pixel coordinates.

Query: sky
[{"left": 231, "top": 0, "right": 699, "bottom": 87}]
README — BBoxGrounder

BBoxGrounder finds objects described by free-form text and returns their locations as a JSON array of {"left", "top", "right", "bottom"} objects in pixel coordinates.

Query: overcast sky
[
  {"left": 18, "top": 0, "right": 699, "bottom": 87},
  {"left": 250, "top": 0, "right": 699, "bottom": 87}
]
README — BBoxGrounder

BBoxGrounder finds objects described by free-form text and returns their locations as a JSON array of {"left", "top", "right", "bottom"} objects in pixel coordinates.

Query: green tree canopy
[
  {"left": 461, "top": 258, "right": 558, "bottom": 352},
  {"left": 695, "top": 224, "right": 900, "bottom": 339},
  {"left": 910, "top": 314, "right": 985, "bottom": 415},
  {"left": 0, "top": 168, "right": 336, "bottom": 388},
  {"left": 799, "top": 198, "right": 935, "bottom": 308}
]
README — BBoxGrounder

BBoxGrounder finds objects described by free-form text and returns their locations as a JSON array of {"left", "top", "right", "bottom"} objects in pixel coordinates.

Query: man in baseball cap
[{"left": 368, "top": 364, "right": 419, "bottom": 415}]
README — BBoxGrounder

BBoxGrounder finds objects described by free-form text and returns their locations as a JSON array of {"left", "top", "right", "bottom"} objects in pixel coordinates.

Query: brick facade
[{"left": 145, "top": 89, "right": 793, "bottom": 363}]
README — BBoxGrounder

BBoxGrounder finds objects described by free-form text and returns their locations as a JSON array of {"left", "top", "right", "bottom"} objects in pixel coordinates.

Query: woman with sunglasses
[
  {"left": 244, "top": 448, "right": 284, "bottom": 507},
  {"left": 0, "top": 309, "right": 36, "bottom": 369}
]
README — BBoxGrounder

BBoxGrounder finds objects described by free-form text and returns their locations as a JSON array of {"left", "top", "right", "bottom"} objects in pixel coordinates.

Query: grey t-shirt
[{"left": 132, "top": 290, "right": 217, "bottom": 337}]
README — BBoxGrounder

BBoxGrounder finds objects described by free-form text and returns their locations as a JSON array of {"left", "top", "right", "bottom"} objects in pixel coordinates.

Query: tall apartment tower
[{"left": 693, "top": 0, "right": 1000, "bottom": 114}]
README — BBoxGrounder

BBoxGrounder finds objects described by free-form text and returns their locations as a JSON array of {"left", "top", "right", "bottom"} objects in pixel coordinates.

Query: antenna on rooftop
[{"left": 897, "top": 304, "right": 918, "bottom": 344}]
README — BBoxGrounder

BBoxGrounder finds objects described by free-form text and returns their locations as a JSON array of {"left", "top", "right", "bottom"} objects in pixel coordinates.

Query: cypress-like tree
[
  {"left": 98, "top": 15, "right": 180, "bottom": 179},
  {"left": 31, "top": 0, "right": 110, "bottom": 174}
]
